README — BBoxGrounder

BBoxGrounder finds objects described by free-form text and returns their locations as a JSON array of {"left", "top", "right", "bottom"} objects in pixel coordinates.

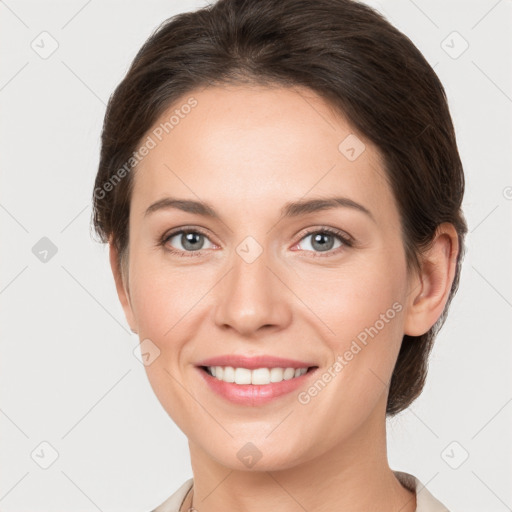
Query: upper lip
[{"left": 196, "top": 355, "right": 317, "bottom": 370}]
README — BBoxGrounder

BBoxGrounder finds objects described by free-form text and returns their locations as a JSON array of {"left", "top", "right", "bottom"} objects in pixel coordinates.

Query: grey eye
[
  {"left": 299, "top": 232, "right": 343, "bottom": 252},
  {"left": 166, "top": 231, "right": 214, "bottom": 252}
]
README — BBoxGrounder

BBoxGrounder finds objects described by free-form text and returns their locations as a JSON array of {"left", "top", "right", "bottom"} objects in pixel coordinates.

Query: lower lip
[{"left": 196, "top": 366, "right": 318, "bottom": 406}]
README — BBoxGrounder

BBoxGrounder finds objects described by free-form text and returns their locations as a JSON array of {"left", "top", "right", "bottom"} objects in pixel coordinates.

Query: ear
[
  {"left": 109, "top": 240, "right": 138, "bottom": 334},
  {"left": 403, "top": 223, "right": 459, "bottom": 336}
]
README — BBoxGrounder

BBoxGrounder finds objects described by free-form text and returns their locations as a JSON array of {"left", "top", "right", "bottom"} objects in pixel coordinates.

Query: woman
[{"left": 91, "top": 0, "right": 467, "bottom": 510}]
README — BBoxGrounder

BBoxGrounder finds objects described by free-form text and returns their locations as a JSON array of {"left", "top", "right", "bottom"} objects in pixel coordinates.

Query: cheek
[
  {"left": 295, "top": 271, "right": 406, "bottom": 436},
  {"left": 128, "top": 263, "right": 204, "bottom": 427},
  {"left": 310, "top": 256, "right": 406, "bottom": 384},
  {"left": 128, "top": 256, "right": 215, "bottom": 369},
  {"left": 130, "top": 278, "right": 175, "bottom": 338},
  {"left": 128, "top": 254, "right": 194, "bottom": 343},
  {"left": 308, "top": 259, "right": 404, "bottom": 338}
]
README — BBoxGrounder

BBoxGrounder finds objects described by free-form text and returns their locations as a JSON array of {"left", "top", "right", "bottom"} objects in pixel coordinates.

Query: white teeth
[
  {"left": 206, "top": 366, "right": 309, "bottom": 385},
  {"left": 251, "top": 368, "right": 270, "bottom": 385},
  {"left": 235, "top": 367, "right": 252, "bottom": 384},
  {"left": 222, "top": 366, "right": 235, "bottom": 382},
  {"left": 283, "top": 368, "right": 296, "bottom": 380},
  {"left": 270, "top": 367, "right": 284, "bottom": 382}
]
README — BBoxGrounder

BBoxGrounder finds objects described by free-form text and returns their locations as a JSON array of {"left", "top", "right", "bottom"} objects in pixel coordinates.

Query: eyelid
[
  {"left": 296, "top": 226, "right": 354, "bottom": 245},
  {"left": 161, "top": 225, "right": 212, "bottom": 242}
]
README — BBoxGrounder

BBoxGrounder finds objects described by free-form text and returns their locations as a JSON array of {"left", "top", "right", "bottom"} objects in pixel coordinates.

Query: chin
[{"left": 201, "top": 437, "right": 314, "bottom": 473}]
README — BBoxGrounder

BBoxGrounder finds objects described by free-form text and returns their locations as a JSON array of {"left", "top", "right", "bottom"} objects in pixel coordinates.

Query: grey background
[{"left": 0, "top": 0, "right": 511, "bottom": 510}]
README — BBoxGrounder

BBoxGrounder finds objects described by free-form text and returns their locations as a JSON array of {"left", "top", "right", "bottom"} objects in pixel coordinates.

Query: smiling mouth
[{"left": 199, "top": 365, "right": 318, "bottom": 385}]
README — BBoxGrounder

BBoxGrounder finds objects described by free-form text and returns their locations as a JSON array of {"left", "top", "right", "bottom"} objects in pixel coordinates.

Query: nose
[{"left": 213, "top": 248, "right": 292, "bottom": 337}]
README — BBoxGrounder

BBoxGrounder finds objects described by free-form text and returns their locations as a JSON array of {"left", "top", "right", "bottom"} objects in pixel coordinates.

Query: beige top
[{"left": 152, "top": 471, "right": 449, "bottom": 511}]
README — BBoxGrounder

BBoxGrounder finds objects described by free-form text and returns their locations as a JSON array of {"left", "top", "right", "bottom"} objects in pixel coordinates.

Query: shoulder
[
  {"left": 151, "top": 473, "right": 449, "bottom": 512},
  {"left": 151, "top": 478, "right": 193, "bottom": 512},
  {"left": 394, "top": 471, "right": 450, "bottom": 512}
]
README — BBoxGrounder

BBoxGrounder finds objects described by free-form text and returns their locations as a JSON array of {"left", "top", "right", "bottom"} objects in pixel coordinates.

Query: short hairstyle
[{"left": 91, "top": 0, "right": 468, "bottom": 415}]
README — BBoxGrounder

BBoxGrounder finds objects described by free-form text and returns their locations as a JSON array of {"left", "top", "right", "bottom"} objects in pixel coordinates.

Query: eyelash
[{"left": 159, "top": 226, "right": 354, "bottom": 258}]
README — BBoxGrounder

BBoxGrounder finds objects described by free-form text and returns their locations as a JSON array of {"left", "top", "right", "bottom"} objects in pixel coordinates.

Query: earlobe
[
  {"left": 108, "top": 240, "right": 137, "bottom": 334},
  {"left": 403, "top": 223, "right": 459, "bottom": 337}
]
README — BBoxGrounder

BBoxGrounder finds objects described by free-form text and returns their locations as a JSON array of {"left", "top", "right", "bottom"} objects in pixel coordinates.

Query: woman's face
[{"left": 114, "top": 84, "right": 418, "bottom": 470}]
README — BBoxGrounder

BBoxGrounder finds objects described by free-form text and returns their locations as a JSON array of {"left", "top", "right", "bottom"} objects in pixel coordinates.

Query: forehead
[{"left": 130, "top": 84, "right": 396, "bottom": 223}]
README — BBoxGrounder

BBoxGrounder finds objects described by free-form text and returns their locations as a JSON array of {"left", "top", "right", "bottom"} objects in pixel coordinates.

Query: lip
[
  {"left": 195, "top": 354, "right": 316, "bottom": 369},
  {"left": 195, "top": 357, "right": 319, "bottom": 406}
]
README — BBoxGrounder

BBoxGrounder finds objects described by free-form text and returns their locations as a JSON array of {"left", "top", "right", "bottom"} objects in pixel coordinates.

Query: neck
[{"left": 184, "top": 402, "right": 416, "bottom": 512}]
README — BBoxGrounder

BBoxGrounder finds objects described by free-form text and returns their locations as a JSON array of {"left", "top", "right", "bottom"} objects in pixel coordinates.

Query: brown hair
[{"left": 91, "top": 0, "right": 467, "bottom": 415}]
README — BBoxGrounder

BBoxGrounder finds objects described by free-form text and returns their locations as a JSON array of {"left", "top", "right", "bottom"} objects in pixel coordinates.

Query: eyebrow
[{"left": 144, "top": 196, "right": 375, "bottom": 222}]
